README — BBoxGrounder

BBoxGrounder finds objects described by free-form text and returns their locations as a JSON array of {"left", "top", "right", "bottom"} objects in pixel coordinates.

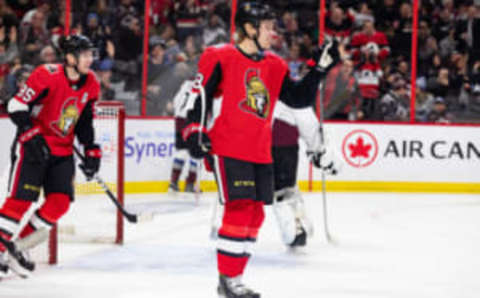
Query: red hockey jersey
[
  {"left": 355, "top": 61, "right": 383, "bottom": 99},
  {"left": 13, "top": 64, "right": 100, "bottom": 156},
  {"left": 196, "top": 44, "right": 289, "bottom": 163},
  {"left": 350, "top": 31, "right": 390, "bottom": 61}
]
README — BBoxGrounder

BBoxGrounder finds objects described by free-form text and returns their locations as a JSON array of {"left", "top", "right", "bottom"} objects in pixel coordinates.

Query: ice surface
[{"left": 1, "top": 192, "right": 479, "bottom": 298}]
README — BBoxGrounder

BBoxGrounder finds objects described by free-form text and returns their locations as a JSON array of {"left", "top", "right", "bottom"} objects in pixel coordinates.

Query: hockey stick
[
  {"left": 197, "top": 84, "right": 224, "bottom": 239},
  {"left": 197, "top": 79, "right": 207, "bottom": 202},
  {"left": 73, "top": 146, "right": 151, "bottom": 223},
  {"left": 318, "top": 82, "right": 334, "bottom": 244}
]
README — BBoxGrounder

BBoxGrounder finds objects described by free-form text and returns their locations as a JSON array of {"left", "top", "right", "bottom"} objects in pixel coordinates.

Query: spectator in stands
[
  {"left": 439, "top": 27, "right": 457, "bottom": 59},
  {"left": 392, "top": 2, "right": 413, "bottom": 59},
  {"left": 20, "top": 0, "right": 50, "bottom": 27},
  {"left": 352, "top": 2, "right": 374, "bottom": 29},
  {"left": 0, "top": 24, "right": 18, "bottom": 64},
  {"left": 432, "top": 6, "right": 454, "bottom": 42},
  {"left": 84, "top": 12, "right": 115, "bottom": 71},
  {"left": 97, "top": 59, "right": 116, "bottom": 101},
  {"left": 202, "top": 13, "right": 227, "bottom": 47},
  {"left": 463, "top": 60, "right": 480, "bottom": 111},
  {"left": 374, "top": 0, "right": 399, "bottom": 33},
  {"left": 150, "top": 0, "right": 174, "bottom": 26},
  {"left": 418, "top": 23, "right": 439, "bottom": 78},
  {"left": 298, "top": 32, "right": 314, "bottom": 59},
  {"left": 379, "top": 77, "right": 409, "bottom": 121},
  {"left": 350, "top": 20, "right": 390, "bottom": 62},
  {"left": 19, "top": 9, "right": 49, "bottom": 64},
  {"left": 324, "top": 59, "right": 360, "bottom": 120},
  {"left": 456, "top": 4, "right": 480, "bottom": 68},
  {"left": 180, "top": 34, "right": 200, "bottom": 65},
  {"left": 116, "top": 0, "right": 140, "bottom": 29},
  {"left": 146, "top": 40, "right": 173, "bottom": 115},
  {"left": 38, "top": 44, "right": 56, "bottom": 63},
  {"left": 354, "top": 39, "right": 383, "bottom": 120},
  {"left": 283, "top": 11, "right": 302, "bottom": 46},
  {"left": 286, "top": 42, "right": 305, "bottom": 81},
  {"left": 324, "top": 4, "right": 355, "bottom": 44},
  {"left": 427, "top": 67, "right": 450, "bottom": 99},
  {"left": 174, "top": 0, "right": 206, "bottom": 43},
  {"left": 114, "top": 14, "right": 142, "bottom": 91},
  {"left": 426, "top": 96, "right": 452, "bottom": 123},
  {"left": 0, "top": 24, "right": 17, "bottom": 86}
]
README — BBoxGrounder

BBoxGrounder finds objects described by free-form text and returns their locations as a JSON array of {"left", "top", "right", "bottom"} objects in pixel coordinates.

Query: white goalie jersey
[
  {"left": 173, "top": 80, "right": 197, "bottom": 119},
  {"left": 273, "top": 100, "right": 322, "bottom": 152}
]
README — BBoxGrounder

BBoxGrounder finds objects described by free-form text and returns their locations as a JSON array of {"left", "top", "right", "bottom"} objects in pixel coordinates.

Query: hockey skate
[
  {"left": 0, "top": 252, "right": 8, "bottom": 279},
  {"left": 0, "top": 237, "right": 34, "bottom": 278},
  {"left": 217, "top": 274, "right": 260, "bottom": 298},
  {"left": 184, "top": 182, "right": 196, "bottom": 193},
  {"left": 168, "top": 182, "right": 180, "bottom": 193},
  {"left": 289, "top": 219, "right": 307, "bottom": 247}
]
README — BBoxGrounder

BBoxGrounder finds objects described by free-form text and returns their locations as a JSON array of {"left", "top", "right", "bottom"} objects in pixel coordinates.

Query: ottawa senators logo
[
  {"left": 50, "top": 98, "right": 79, "bottom": 137},
  {"left": 239, "top": 69, "right": 270, "bottom": 119}
]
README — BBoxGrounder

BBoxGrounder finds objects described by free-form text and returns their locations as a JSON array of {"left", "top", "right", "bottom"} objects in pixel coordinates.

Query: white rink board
[{"left": 0, "top": 118, "right": 479, "bottom": 186}]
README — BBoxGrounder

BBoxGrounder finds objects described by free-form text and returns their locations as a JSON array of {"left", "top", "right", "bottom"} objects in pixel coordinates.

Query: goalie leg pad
[
  {"left": 273, "top": 188, "right": 314, "bottom": 246},
  {"left": 272, "top": 190, "right": 297, "bottom": 245}
]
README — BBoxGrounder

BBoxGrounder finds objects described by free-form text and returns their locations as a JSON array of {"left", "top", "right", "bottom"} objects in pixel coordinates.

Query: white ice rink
[{"left": 1, "top": 192, "right": 479, "bottom": 298}]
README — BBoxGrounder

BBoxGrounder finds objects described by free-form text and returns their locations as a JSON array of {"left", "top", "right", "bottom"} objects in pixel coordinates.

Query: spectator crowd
[{"left": 0, "top": 0, "right": 479, "bottom": 123}]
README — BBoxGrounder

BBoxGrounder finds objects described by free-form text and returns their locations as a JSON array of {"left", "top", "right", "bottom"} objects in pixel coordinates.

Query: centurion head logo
[
  {"left": 51, "top": 98, "right": 79, "bottom": 137},
  {"left": 239, "top": 69, "right": 270, "bottom": 119}
]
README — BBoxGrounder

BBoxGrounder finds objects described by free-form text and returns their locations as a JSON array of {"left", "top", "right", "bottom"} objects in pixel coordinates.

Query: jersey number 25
[{"left": 17, "top": 84, "right": 36, "bottom": 103}]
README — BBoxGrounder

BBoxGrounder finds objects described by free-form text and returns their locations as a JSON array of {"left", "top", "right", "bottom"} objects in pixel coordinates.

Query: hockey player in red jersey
[
  {"left": 0, "top": 35, "right": 101, "bottom": 278},
  {"left": 181, "top": 2, "right": 340, "bottom": 297}
]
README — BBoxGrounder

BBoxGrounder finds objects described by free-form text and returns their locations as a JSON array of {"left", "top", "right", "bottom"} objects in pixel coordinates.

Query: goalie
[
  {"left": 270, "top": 100, "right": 338, "bottom": 248},
  {"left": 168, "top": 79, "right": 201, "bottom": 194},
  {"left": 0, "top": 35, "right": 101, "bottom": 279}
]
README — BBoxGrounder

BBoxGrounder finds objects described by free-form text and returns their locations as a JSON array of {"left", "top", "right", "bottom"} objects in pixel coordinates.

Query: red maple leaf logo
[{"left": 348, "top": 137, "right": 372, "bottom": 158}]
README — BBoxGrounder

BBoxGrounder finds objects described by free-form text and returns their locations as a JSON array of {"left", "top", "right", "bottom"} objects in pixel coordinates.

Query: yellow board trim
[{"left": 76, "top": 180, "right": 480, "bottom": 195}]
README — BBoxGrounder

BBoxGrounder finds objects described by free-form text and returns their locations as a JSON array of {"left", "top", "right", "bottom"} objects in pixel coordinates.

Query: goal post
[{"left": 48, "top": 101, "right": 125, "bottom": 264}]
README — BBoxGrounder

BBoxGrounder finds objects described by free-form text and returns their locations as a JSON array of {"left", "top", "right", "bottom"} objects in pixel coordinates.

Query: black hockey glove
[
  {"left": 183, "top": 123, "right": 212, "bottom": 159},
  {"left": 307, "top": 147, "right": 338, "bottom": 175},
  {"left": 80, "top": 144, "right": 102, "bottom": 181},
  {"left": 311, "top": 39, "right": 340, "bottom": 74},
  {"left": 18, "top": 126, "right": 50, "bottom": 164}
]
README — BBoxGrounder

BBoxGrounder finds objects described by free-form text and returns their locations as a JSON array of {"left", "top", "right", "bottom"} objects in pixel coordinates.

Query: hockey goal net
[{"left": 46, "top": 101, "right": 125, "bottom": 264}]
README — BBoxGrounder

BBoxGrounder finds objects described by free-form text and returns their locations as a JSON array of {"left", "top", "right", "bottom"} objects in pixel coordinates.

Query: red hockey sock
[
  {"left": 19, "top": 223, "right": 35, "bottom": 239},
  {"left": 20, "top": 193, "right": 70, "bottom": 237},
  {"left": 170, "top": 168, "right": 182, "bottom": 185},
  {"left": 186, "top": 171, "right": 197, "bottom": 185},
  {"left": 217, "top": 199, "right": 263, "bottom": 277}
]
